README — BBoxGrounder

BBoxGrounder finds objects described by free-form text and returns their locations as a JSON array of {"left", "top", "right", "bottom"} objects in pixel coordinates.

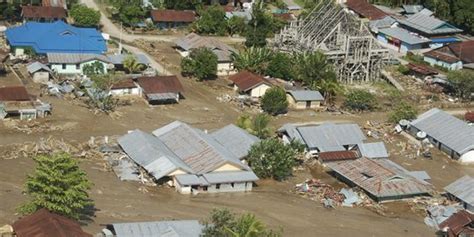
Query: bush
[
  {"left": 447, "top": 70, "right": 474, "bottom": 100},
  {"left": 181, "top": 47, "right": 217, "bottom": 80},
  {"left": 193, "top": 5, "right": 226, "bottom": 35},
  {"left": 343, "top": 89, "right": 377, "bottom": 112},
  {"left": 236, "top": 113, "right": 272, "bottom": 139},
  {"left": 247, "top": 138, "right": 298, "bottom": 181},
  {"left": 70, "top": 4, "right": 100, "bottom": 27},
  {"left": 388, "top": 101, "right": 418, "bottom": 123},
  {"left": 261, "top": 87, "right": 288, "bottom": 115},
  {"left": 265, "top": 52, "right": 293, "bottom": 80},
  {"left": 397, "top": 64, "right": 410, "bottom": 75}
]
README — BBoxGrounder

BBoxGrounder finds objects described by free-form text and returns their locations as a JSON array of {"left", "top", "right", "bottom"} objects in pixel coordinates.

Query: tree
[
  {"left": 227, "top": 16, "right": 247, "bottom": 36},
  {"left": 89, "top": 74, "right": 119, "bottom": 112},
  {"left": 225, "top": 214, "right": 267, "bottom": 237},
  {"left": 247, "top": 138, "right": 298, "bottom": 181},
  {"left": 293, "top": 51, "right": 336, "bottom": 88},
  {"left": 193, "top": 5, "right": 227, "bottom": 35},
  {"left": 388, "top": 101, "right": 418, "bottom": 123},
  {"left": 181, "top": 47, "right": 218, "bottom": 80},
  {"left": 231, "top": 47, "right": 274, "bottom": 75},
  {"left": 82, "top": 61, "right": 105, "bottom": 77},
  {"left": 164, "top": 0, "right": 199, "bottom": 10},
  {"left": 70, "top": 4, "right": 100, "bottom": 27},
  {"left": 236, "top": 113, "right": 272, "bottom": 139},
  {"left": 447, "top": 70, "right": 474, "bottom": 100},
  {"left": 343, "top": 89, "right": 377, "bottom": 112},
  {"left": 119, "top": 5, "right": 145, "bottom": 27},
  {"left": 314, "top": 78, "right": 343, "bottom": 105},
  {"left": 123, "top": 55, "right": 145, "bottom": 73},
  {"left": 261, "top": 87, "right": 288, "bottom": 115},
  {"left": 265, "top": 52, "right": 293, "bottom": 80},
  {"left": 18, "top": 153, "right": 93, "bottom": 220},
  {"left": 245, "top": 0, "right": 272, "bottom": 47},
  {"left": 202, "top": 208, "right": 237, "bottom": 237}
]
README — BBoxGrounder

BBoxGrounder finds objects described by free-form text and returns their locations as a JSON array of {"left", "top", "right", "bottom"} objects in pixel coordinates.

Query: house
[
  {"left": 175, "top": 33, "right": 237, "bottom": 75},
  {"left": 444, "top": 175, "right": 474, "bottom": 213},
  {"left": 376, "top": 27, "right": 430, "bottom": 53},
  {"left": 286, "top": 90, "right": 324, "bottom": 109},
  {"left": 135, "top": 76, "right": 184, "bottom": 104},
  {"left": 368, "top": 16, "right": 396, "bottom": 33},
  {"left": 424, "top": 41, "right": 474, "bottom": 70},
  {"left": 150, "top": 10, "right": 195, "bottom": 29},
  {"left": 438, "top": 210, "right": 474, "bottom": 237},
  {"left": 102, "top": 220, "right": 203, "bottom": 237},
  {"left": 326, "top": 157, "right": 433, "bottom": 202},
  {"left": 42, "top": 0, "right": 67, "bottom": 9},
  {"left": 26, "top": 61, "right": 53, "bottom": 83},
  {"left": 409, "top": 108, "right": 474, "bottom": 162},
  {"left": 117, "top": 121, "right": 260, "bottom": 194},
  {"left": 278, "top": 123, "right": 367, "bottom": 153},
  {"left": 110, "top": 78, "right": 140, "bottom": 96},
  {"left": 228, "top": 71, "right": 272, "bottom": 98},
  {"left": 357, "top": 142, "right": 389, "bottom": 159},
  {"left": 12, "top": 209, "right": 91, "bottom": 237},
  {"left": 21, "top": 6, "right": 66, "bottom": 22},
  {"left": 0, "top": 86, "right": 50, "bottom": 120},
  {"left": 210, "top": 124, "right": 260, "bottom": 160},
  {"left": 107, "top": 53, "right": 150, "bottom": 71},
  {"left": 5, "top": 21, "right": 106, "bottom": 56},
  {"left": 345, "top": 0, "right": 388, "bottom": 20},
  {"left": 397, "top": 10, "right": 462, "bottom": 47},
  {"left": 47, "top": 53, "right": 111, "bottom": 75}
]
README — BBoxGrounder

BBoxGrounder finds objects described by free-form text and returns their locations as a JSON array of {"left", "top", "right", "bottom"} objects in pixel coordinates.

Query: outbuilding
[
  {"left": 286, "top": 90, "right": 324, "bottom": 109},
  {"left": 228, "top": 71, "right": 272, "bottom": 98},
  {"left": 135, "top": 76, "right": 184, "bottom": 105},
  {"left": 110, "top": 79, "right": 140, "bottom": 96},
  {"left": 150, "top": 10, "right": 195, "bottom": 29}
]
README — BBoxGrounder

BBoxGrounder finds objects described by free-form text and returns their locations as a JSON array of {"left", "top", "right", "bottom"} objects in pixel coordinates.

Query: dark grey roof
[
  {"left": 444, "top": 175, "right": 474, "bottom": 206},
  {"left": 202, "top": 171, "right": 259, "bottom": 184},
  {"left": 107, "top": 53, "right": 150, "bottom": 65},
  {"left": 152, "top": 121, "right": 248, "bottom": 174},
  {"left": 211, "top": 124, "right": 260, "bottom": 159},
  {"left": 281, "top": 123, "right": 366, "bottom": 151},
  {"left": 410, "top": 108, "right": 474, "bottom": 155},
  {"left": 109, "top": 220, "right": 203, "bottom": 237},
  {"left": 47, "top": 52, "right": 110, "bottom": 64},
  {"left": 117, "top": 130, "right": 192, "bottom": 180},
  {"left": 358, "top": 142, "right": 389, "bottom": 158},
  {"left": 175, "top": 33, "right": 236, "bottom": 62},
  {"left": 398, "top": 11, "right": 463, "bottom": 35},
  {"left": 369, "top": 16, "right": 396, "bottom": 32},
  {"left": 287, "top": 90, "right": 324, "bottom": 101},
  {"left": 378, "top": 27, "right": 430, "bottom": 45},
  {"left": 402, "top": 5, "right": 424, "bottom": 14}
]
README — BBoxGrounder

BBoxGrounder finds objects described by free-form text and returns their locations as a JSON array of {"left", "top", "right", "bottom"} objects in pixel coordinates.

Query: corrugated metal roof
[
  {"left": 27, "top": 61, "right": 52, "bottom": 74},
  {"left": 110, "top": 220, "right": 203, "bottom": 237},
  {"left": 438, "top": 210, "right": 474, "bottom": 236},
  {"left": 47, "top": 53, "right": 110, "bottom": 64},
  {"left": 369, "top": 16, "right": 396, "bottom": 32},
  {"left": 287, "top": 90, "right": 324, "bottom": 101},
  {"left": 378, "top": 27, "right": 430, "bottom": 45},
  {"left": 211, "top": 124, "right": 260, "bottom": 159},
  {"left": 398, "top": 11, "right": 462, "bottom": 35},
  {"left": 345, "top": 0, "right": 388, "bottom": 20},
  {"left": 225, "top": 11, "right": 252, "bottom": 21},
  {"left": 22, "top": 6, "right": 66, "bottom": 19},
  {"left": 326, "top": 158, "right": 433, "bottom": 200},
  {"left": 408, "top": 171, "right": 431, "bottom": 181},
  {"left": 228, "top": 71, "right": 271, "bottom": 92},
  {"left": 402, "top": 5, "right": 424, "bottom": 14},
  {"left": 318, "top": 150, "right": 359, "bottom": 162},
  {"left": 152, "top": 121, "right": 248, "bottom": 174},
  {"left": 0, "top": 86, "right": 31, "bottom": 102},
  {"left": 150, "top": 10, "right": 196, "bottom": 23},
  {"left": 358, "top": 142, "right": 389, "bottom": 158},
  {"left": 295, "top": 123, "right": 366, "bottom": 151},
  {"left": 444, "top": 175, "right": 474, "bottom": 206},
  {"left": 202, "top": 171, "right": 259, "bottom": 184},
  {"left": 175, "top": 174, "right": 209, "bottom": 186},
  {"left": 175, "top": 33, "right": 236, "bottom": 62},
  {"left": 107, "top": 54, "right": 150, "bottom": 65},
  {"left": 410, "top": 108, "right": 474, "bottom": 155},
  {"left": 136, "top": 76, "right": 184, "bottom": 95}
]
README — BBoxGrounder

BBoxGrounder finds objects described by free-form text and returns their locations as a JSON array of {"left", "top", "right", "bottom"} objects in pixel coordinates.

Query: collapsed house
[
  {"left": 438, "top": 210, "right": 474, "bottom": 237},
  {"left": 408, "top": 108, "right": 474, "bottom": 163},
  {"left": 228, "top": 71, "right": 273, "bottom": 98},
  {"left": 0, "top": 86, "right": 51, "bottom": 120},
  {"left": 102, "top": 220, "right": 203, "bottom": 237},
  {"left": 175, "top": 33, "right": 237, "bottom": 75},
  {"left": 444, "top": 175, "right": 474, "bottom": 213},
  {"left": 117, "top": 122, "right": 260, "bottom": 194},
  {"left": 326, "top": 157, "right": 433, "bottom": 202}
]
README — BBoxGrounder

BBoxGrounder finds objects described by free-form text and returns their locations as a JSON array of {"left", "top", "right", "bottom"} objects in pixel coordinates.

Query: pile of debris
[
  {"left": 2, "top": 119, "right": 69, "bottom": 134},
  {"left": 295, "top": 179, "right": 357, "bottom": 208}
]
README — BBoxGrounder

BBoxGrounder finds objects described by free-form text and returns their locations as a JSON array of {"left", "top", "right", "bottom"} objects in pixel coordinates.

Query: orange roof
[
  {"left": 346, "top": 0, "right": 388, "bottom": 20},
  {"left": 136, "top": 76, "right": 184, "bottom": 94},
  {"left": 150, "top": 10, "right": 196, "bottom": 23},
  {"left": 228, "top": 71, "right": 271, "bottom": 92},
  {"left": 0, "top": 86, "right": 31, "bottom": 102},
  {"left": 22, "top": 6, "right": 66, "bottom": 19}
]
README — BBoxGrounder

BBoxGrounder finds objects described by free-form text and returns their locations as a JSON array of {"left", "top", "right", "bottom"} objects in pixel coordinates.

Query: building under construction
[{"left": 273, "top": 0, "right": 390, "bottom": 83}]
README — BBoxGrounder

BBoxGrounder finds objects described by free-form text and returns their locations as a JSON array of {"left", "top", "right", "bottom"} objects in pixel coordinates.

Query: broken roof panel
[
  {"left": 358, "top": 142, "right": 389, "bottom": 158},
  {"left": 295, "top": 123, "right": 366, "bottom": 151},
  {"left": 439, "top": 210, "right": 474, "bottom": 237},
  {"left": 444, "top": 175, "right": 474, "bottom": 207},
  {"left": 211, "top": 124, "right": 260, "bottom": 159},
  {"left": 410, "top": 108, "right": 474, "bottom": 155},
  {"left": 109, "top": 220, "right": 203, "bottom": 237}
]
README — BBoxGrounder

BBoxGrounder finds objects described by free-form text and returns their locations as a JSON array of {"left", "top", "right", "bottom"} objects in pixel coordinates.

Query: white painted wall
[
  {"left": 423, "top": 56, "right": 463, "bottom": 70},
  {"left": 50, "top": 60, "right": 109, "bottom": 75},
  {"left": 250, "top": 84, "right": 271, "bottom": 98},
  {"left": 110, "top": 87, "right": 141, "bottom": 96}
]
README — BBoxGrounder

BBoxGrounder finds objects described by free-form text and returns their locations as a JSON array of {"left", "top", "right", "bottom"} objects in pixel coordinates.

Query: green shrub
[
  {"left": 343, "top": 89, "right": 377, "bottom": 112},
  {"left": 388, "top": 101, "right": 418, "bottom": 123},
  {"left": 261, "top": 87, "right": 288, "bottom": 115}
]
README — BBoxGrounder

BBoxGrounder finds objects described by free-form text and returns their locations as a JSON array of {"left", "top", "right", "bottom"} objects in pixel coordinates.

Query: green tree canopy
[
  {"left": 181, "top": 47, "right": 218, "bottom": 80},
  {"left": 19, "top": 153, "right": 93, "bottom": 220},
  {"left": 245, "top": 0, "right": 273, "bottom": 47},
  {"left": 261, "top": 87, "right": 288, "bottom": 115},
  {"left": 343, "top": 89, "right": 377, "bottom": 112},
  {"left": 193, "top": 5, "right": 227, "bottom": 35},
  {"left": 247, "top": 138, "right": 298, "bottom": 181},
  {"left": 388, "top": 101, "right": 418, "bottom": 123},
  {"left": 70, "top": 4, "right": 100, "bottom": 27},
  {"left": 231, "top": 47, "right": 274, "bottom": 75},
  {"left": 265, "top": 52, "right": 293, "bottom": 80},
  {"left": 447, "top": 69, "right": 474, "bottom": 100},
  {"left": 123, "top": 55, "right": 145, "bottom": 73},
  {"left": 293, "top": 51, "right": 336, "bottom": 87},
  {"left": 236, "top": 113, "right": 272, "bottom": 139},
  {"left": 227, "top": 16, "right": 247, "bottom": 36},
  {"left": 82, "top": 61, "right": 105, "bottom": 77},
  {"left": 164, "top": 0, "right": 200, "bottom": 10},
  {"left": 119, "top": 5, "right": 145, "bottom": 27}
]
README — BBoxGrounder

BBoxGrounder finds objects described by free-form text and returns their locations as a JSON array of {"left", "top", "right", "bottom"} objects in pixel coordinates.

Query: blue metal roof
[
  {"left": 6, "top": 21, "right": 106, "bottom": 54},
  {"left": 430, "top": 37, "right": 459, "bottom": 43}
]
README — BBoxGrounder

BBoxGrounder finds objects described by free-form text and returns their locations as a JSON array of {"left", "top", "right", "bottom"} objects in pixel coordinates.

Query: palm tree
[
  {"left": 231, "top": 47, "right": 273, "bottom": 74},
  {"left": 225, "top": 214, "right": 266, "bottom": 237},
  {"left": 123, "top": 55, "right": 145, "bottom": 74},
  {"left": 314, "top": 79, "right": 344, "bottom": 105}
]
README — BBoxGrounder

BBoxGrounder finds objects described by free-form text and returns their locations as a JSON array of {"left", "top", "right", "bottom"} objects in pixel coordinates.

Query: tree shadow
[{"left": 78, "top": 203, "right": 99, "bottom": 225}]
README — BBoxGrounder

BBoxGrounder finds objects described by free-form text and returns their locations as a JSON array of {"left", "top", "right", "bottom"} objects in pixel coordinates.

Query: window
[
  {"left": 231, "top": 183, "right": 234, "bottom": 188},
  {"left": 76, "top": 64, "right": 80, "bottom": 70},
  {"left": 62, "top": 64, "right": 66, "bottom": 70},
  {"left": 216, "top": 184, "right": 220, "bottom": 189}
]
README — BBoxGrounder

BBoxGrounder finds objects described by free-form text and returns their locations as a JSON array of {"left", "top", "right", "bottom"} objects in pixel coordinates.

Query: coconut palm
[
  {"left": 231, "top": 47, "right": 273, "bottom": 74},
  {"left": 225, "top": 213, "right": 266, "bottom": 237},
  {"left": 123, "top": 55, "right": 145, "bottom": 74}
]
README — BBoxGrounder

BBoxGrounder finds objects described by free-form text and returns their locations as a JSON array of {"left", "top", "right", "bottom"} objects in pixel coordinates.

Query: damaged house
[
  {"left": 444, "top": 175, "right": 474, "bottom": 213},
  {"left": 0, "top": 86, "right": 51, "bottom": 120},
  {"left": 117, "top": 121, "right": 260, "bottom": 194}
]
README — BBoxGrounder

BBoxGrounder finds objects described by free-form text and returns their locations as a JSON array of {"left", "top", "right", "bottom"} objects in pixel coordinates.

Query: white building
[{"left": 47, "top": 53, "right": 111, "bottom": 75}]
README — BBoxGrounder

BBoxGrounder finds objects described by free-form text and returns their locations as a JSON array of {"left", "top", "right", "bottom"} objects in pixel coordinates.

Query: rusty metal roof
[
  {"left": 111, "top": 79, "right": 137, "bottom": 90},
  {"left": 150, "top": 10, "right": 195, "bottom": 23},
  {"left": 0, "top": 86, "right": 31, "bottom": 102},
  {"left": 228, "top": 71, "right": 271, "bottom": 92},
  {"left": 345, "top": 0, "right": 388, "bottom": 20},
  {"left": 136, "top": 76, "right": 183, "bottom": 95},
  {"left": 22, "top": 6, "right": 66, "bottom": 19},
  {"left": 318, "top": 150, "right": 359, "bottom": 162},
  {"left": 12, "top": 209, "right": 91, "bottom": 237},
  {"left": 439, "top": 210, "right": 474, "bottom": 237}
]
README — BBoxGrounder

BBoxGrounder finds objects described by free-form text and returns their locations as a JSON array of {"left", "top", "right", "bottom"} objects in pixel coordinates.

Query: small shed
[
  {"left": 27, "top": 61, "right": 53, "bottom": 84},
  {"left": 110, "top": 79, "right": 140, "bottom": 96},
  {"left": 286, "top": 90, "right": 324, "bottom": 109},
  {"left": 136, "top": 76, "right": 184, "bottom": 104},
  {"left": 228, "top": 71, "right": 272, "bottom": 98},
  {"left": 150, "top": 10, "right": 196, "bottom": 29}
]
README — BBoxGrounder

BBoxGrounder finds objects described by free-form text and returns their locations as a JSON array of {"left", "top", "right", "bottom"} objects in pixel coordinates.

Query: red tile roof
[
  {"left": 136, "top": 76, "right": 184, "bottom": 94},
  {"left": 111, "top": 79, "right": 137, "bottom": 90},
  {"left": 439, "top": 210, "right": 474, "bottom": 237},
  {"left": 345, "top": 0, "right": 388, "bottom": 20},
  {"left": 22, "top": 6, "right": 66, "bottom": 19},
  {"left": 228, "top": 71, "right": 271, "bottom": 92},
  {"left": 150, "top": 10, "right": 196, "bottom": 23},
  {"left": 12, "top": 209, "right": 92, "bottom": 237},
  {"left": 0, "top": 86, "right": 31, "bottom": 102},
  {"left": 318, "top": 150, "right": 359, "bottom": 162}
]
